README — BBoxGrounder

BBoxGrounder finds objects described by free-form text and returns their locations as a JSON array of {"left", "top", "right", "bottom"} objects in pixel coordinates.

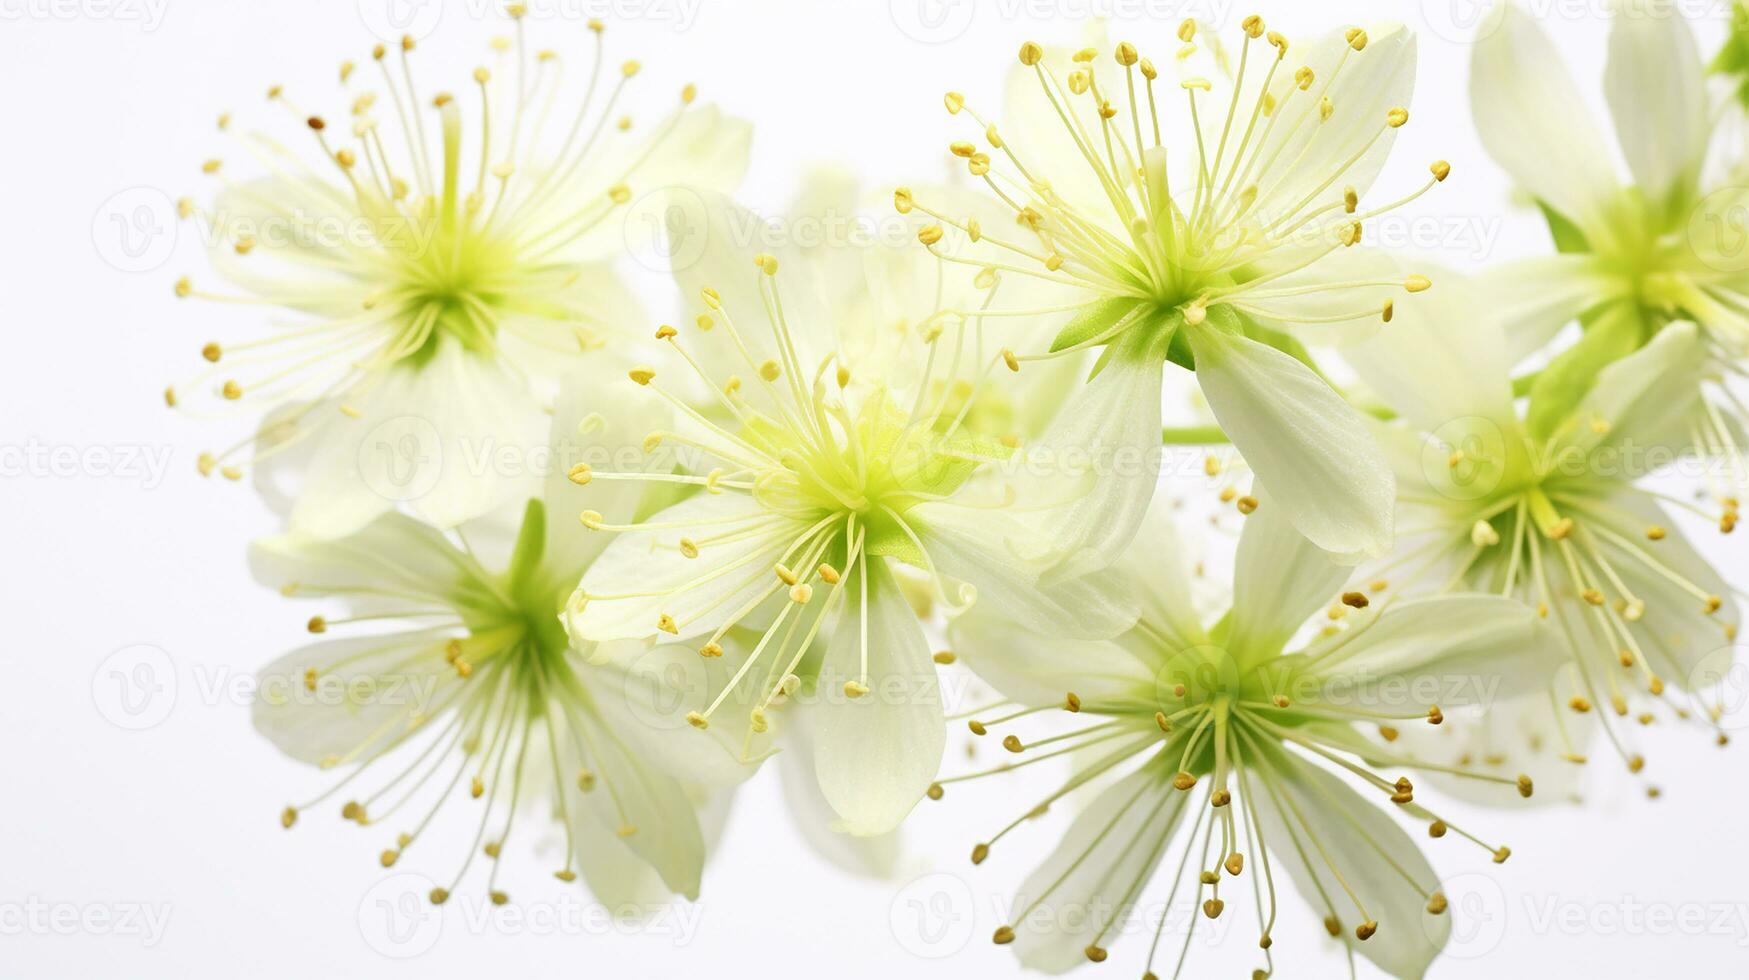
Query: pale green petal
[
  {"left": 286, "top": 338, "right": 547, "bottom": 539},
  {"left": 1009, "top": 759, "right": 1189, "bottom": 973},
  {"left": 778, "top": 711, "right": 904, "bottom": 879},
  {"left": 1556, "top": 321, "right": 1704, "bottom": 455},
  {"left": 1187, "top": 326, "right": 1394, "bottom": 562},
  {"left": 1302, "top": 595, "right": 1559, "bottom": 704},
  {"left": 564, "top": 692, "right": 709, "bottom": 900},
  {"left": 1487, "top": 256, "right": 1628, "bottom": 367},
  {"left": 911, "top": 500, "right": 1138, "bottom": 640},
  {"left": 1247, "top": 742, "right": 1448, "bottom": 978},
  {"left": 1016, "top": 336, "right": 1168, "bottom": 582},
  {"left": 1604, "top": 8, "right": 1707, "bottom": 218},
  {"left": 1470, "top": 2, "right": 1620, "bottom": 234},
  {"left": 1227, "top": 485, "right": 1350, "bottom": 659},
  {"left": 948, "top": 607, "right": 1159, "bottom": 712},
  {"left": 566, "top": 491, "right": 798, "bottom": 644},
  {"left": 1341, "top": 266, "right": 1519, "bottom": 433},
  {"left": 812, "top": 559, "right": 945, "bottom": 836},
  {"left": 1248, "top": 25, "right": 1418, "bottom": 226},
  {"left": 251, "top": 629, "right": 458, "bottom": 765}
]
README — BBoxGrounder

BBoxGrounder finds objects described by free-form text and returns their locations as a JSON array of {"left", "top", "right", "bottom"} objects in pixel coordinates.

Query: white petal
[
  {"left": 1307, "top": 595, "right": 1559, "bottom": 704},
  {"left": 1558, "top": 321, "right": 1704, "bottom": 454},
  {"left": 1240, "top": 247, "right": 1410, "bottom": 349},
  {"left": 910, "top": 500, "right": 1138, "bottom": 640},
  {"left": 538, "top": 365, "right": 675, "bottom": 579},
  {"left": 1248, "top": 743, "right": 1448, "bottom": 978},
  {"left": 565, "top": 694, "right": 710, "bottom": 900},
  {"left": 286, "top": 339, "right": 546, "bottom": 539},
  {"left": 1114, "top": 494, "right": 1213, "bottom": 651},
  {"left": 1250, "top": 25, "right": 1418, "bottom": 223},
  {"left": 947, "top": 607, "right": 1159, "bottom": 712},
  {"left": 1605, "top": 8, "right": 1707, "bottom": 218},
  {"left": 554, "top": 105, "right": 753, "bottom": 262},
  {"left": 812, "top": 559, "right": 945, "bottom": 836},
  {"left": 1485, "top": 256, "right": 1629, "bottom": 368},
  {"left": 587, "top": 640, "right": 756, "bottom": 789},
  {"left": 566, "top": 490, "right": 796, "bottom": 644},
  {"left": 249, "top": 512, "right": 484, "bottom": 614},
  {"left": 1009, "top": 759, "right": 1189, "bottom": 972},
  {"left": 251, "top": 629, "right": 457, "bottom": 765},
  {"left": 1470, "top": 2, "right": 1620, "bottom": 234},
  {"left": 1341, "top": 265, "right": 1519, "bottom": 432},
  {"left": 1015, "top": 337, "right": 1168, "bottom": 582},
  {"left": 777, "top": 711, "right": 904, "bottom": 879},
  {"left": 1187, "top": 325, "right": 1394, "bottom": 561},
  {"left": 1227, "top": 485, "right": 1350, "bottom": 659}
]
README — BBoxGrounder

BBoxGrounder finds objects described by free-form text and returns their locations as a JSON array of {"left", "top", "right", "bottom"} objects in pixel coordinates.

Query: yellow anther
[
  {"left": 678, "top": 538, "right": 699, "bottom": 559},
  {"left": 1002, "top": 735, "right": 1023, "bottom": 753},
  {"left": 1177, "top": 19, "right": 1195, "bottom": 42},
  {"left": 306, "top": 616, "right": 327, "bottom": 634},
  {"left": 1019, "top": 41, "right": 1043, "bottom": 66},
  {"left": 1346, "top": 27, "right": 1368, "bottom": 50},
  {"left": 759, "top": 360, "right": 782, "bottom": 382},
  {"left": 972, "top": 842, "right": 991, "bottom": 865},
  {"left": 1386, "top": 107, "right": 1409, "bottom": 128},
  {"left": 1236, "top": 495, "right": 1259, "bottom": 515},
  {"left": 567, "top": 463, "right": 593, "bottom": 485},
  {"left": 657, "top": 614, "right": 679, "bottom": 635},
  {"left": 991, "top": 924, "right": 1014, "bottom": 943},
  {"left": 1242, "top": 14, "right": 1263, "bottom": 37},
  {"left": 686, "top": 711, "right": 709, "bottom": 730},
  {"left": 1355, "top": 921, "right": 1378, "bottom": 941},
  {"left": 1115, "top": 42, "right": 1138, "bottom": 66},
  {"left": 1001, "top": 348, "right": 1020, "bottom": 372},
  {"left": 893, "top": 187, "right": 914, "bottom": 213},
  {"left": 1172, "top": 771, "right": 1197, "bottom": 791},
  {"left": 280, "top": 806, "right": 298, "bottom": 829},
  {"left": 844, "top": 680, "right": 870, "bottom": 698},
  {"left": 917, "top": 224, "right": 944, "bottom": 246},
  {"left": 1431, "top": 160, "right": 1451, "bottom": 182},
  {"left": 628, "top": 366, "right": 656, "bottom": 386},
  {"left": 699, "top": 642, "right": 723, "bottom": 658}
]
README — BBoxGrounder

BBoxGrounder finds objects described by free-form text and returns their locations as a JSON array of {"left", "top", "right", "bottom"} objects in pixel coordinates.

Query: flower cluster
[{"left": 165, "top": 4, "right": 1747, "bottom": 977}]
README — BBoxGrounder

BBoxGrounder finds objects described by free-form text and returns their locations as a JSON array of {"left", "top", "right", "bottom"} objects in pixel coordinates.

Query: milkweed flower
[
  {"left": 906, "top": 18, "right": 1443, "bottom": 566},
  {"left": 944, "top": 492, "right": 1554, "bottom": 976},
  {"left": 562, "top": 196, "right": 1136, "bottom": 835},
  {"left": 1468, "top": 1, "right": 1749, "bottom": 505},
  {"left": 1342, "top": 268, "right": 1739, "bottom": 785},
  {"left": 167, "top": 11, "right": 749, "bottom": 538},
  {"left": 251, "top": 379, "right": 746, "bottom": 905}
]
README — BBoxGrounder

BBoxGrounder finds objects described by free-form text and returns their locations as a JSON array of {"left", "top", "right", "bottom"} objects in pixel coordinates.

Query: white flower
[
  {"left": 945, "top": 490, "right": 1555, "bottom": 977},
  {"left": 1342, "top": 266, "right": 1739, "bottom": 786},
  {"left": 1467, "top": 1, "right": 1749, "bottom": 479},
  {"left": 167, "top": 13, "right": 749, "bottom": 538},
  {"left": 251, "top": 377, "right": 745, "bottom": 906},
  {"left": 905, "top": 18, "right": 1445, "bottom": 565},
  {"left": 562, "top": 196, "right": 1136, "bottom": 835}
]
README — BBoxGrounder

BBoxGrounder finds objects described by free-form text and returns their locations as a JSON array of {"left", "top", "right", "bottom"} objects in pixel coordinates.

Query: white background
[{"left": 4, "top": 0, "right": 1749, "bottom": 976}]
